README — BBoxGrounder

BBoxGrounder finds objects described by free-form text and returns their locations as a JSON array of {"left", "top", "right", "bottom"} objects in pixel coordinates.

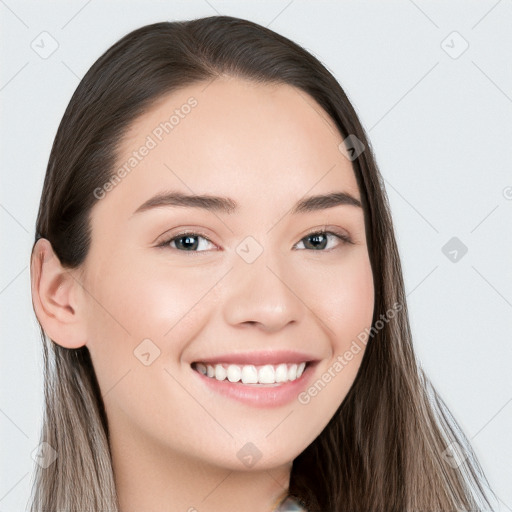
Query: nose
[{"left": 222, "top": 251, "right": 304, "bottom": 332}]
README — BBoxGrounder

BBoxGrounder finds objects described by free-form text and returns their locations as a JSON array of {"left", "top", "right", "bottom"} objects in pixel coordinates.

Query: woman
[{"left": 29, "top": 15, "right": 496, "bottom": 512}]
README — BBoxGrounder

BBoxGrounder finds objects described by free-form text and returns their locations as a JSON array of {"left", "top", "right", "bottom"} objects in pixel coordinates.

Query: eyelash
[{"left": 156, "top": 228, "right": 353, "bottom": 254}]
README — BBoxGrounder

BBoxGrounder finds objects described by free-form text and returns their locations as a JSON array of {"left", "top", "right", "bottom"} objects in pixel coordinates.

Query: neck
[{"left": 109, "top": 419, "right": 292, "bottom": 512}]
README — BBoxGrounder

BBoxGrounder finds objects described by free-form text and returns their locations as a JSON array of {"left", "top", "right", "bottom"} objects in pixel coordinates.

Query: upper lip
[{"left": 192, "top": 349, "right": 320, "bottom": 366}]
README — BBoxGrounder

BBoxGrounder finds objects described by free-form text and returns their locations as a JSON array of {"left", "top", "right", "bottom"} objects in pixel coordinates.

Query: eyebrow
[{"left": 131, "top": 190, "right": 362, "bottom": 216}]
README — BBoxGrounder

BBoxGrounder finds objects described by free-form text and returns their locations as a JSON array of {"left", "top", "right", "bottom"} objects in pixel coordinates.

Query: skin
[{"left": 31, "top": 76, "right": 375, "bottom": 512}]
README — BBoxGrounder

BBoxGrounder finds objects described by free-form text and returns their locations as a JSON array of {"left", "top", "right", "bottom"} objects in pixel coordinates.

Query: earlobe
[{"left": 30, "top": 238, "right": 87, "bottom": 349}]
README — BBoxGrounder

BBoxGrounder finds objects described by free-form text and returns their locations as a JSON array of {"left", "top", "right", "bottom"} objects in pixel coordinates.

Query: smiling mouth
[{"left": 191, "top": 361, "right": 312, "bottom": 386}]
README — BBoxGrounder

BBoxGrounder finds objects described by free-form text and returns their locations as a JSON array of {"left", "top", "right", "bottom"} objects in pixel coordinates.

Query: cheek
[
  {"left": 301, "top": 251, "right": 375, "bottom": 347},
  {"left": 331, "top": 264, "right": 374, "bottom": 349},
  {"left": 300, "top": 252, "right": 374, "bottom": 389},
  {"left": 82, "top": 256, "right": 226, "bottom": 436},
  {"left": 83, "top": 255, "right": 221, "bottom": 364},
  {"left": 292, "top": 254, "right": 374, "bottom": 436}
]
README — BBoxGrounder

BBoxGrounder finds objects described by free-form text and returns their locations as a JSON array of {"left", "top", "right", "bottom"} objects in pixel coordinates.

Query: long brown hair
[{"left": 29, "top": 15, "right": 496, "bottom": 511}]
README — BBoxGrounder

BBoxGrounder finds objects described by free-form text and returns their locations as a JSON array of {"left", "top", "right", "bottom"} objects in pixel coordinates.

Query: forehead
[{"left": 94, "top": 77, "right": 361, "bottom": 220}]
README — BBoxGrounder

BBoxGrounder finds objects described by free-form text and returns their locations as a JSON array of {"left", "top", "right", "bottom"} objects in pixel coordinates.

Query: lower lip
[{"left": 191, "top": 362, "right": 318, "bottom": 408}]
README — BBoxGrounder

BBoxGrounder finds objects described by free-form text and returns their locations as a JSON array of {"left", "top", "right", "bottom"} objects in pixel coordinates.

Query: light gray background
[{"left": 1, "top": 1, "right": 511, "bottom": 510}]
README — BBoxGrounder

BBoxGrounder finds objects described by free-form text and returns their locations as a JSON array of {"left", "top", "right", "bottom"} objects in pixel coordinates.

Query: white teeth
[
  {"left": 258, "top": 364, "right": 275, "bottom": 384},
  {"left": 226, "top": 364, "right": 241, "bottom": 383},
  {"left": 288, "top": 364, "right": 297, "bottom": 381},
  {"left": 275, "top": 363, "right": 288, "bottom": 383},
  {"left": 214, "top": 364, "right": 227, "bottom": 381},
  {"left": 241, "top": 365, "right": 258, "bottom": 384},
  {"left": 195, "top": 361, "right": 308, "bottom": 384}
]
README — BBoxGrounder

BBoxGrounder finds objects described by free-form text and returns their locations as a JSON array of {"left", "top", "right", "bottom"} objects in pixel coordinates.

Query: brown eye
[
  {"left": 157, "top": 232, "right": 215, "bottom": 253},
  {"left": 294, "top": 230, "right": 352, "bottom": 251}
]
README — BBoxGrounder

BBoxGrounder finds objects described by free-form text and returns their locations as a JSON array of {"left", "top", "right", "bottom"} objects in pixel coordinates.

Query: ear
[{"left": 30, "top": 238, "right": 87, "bottom": 348}]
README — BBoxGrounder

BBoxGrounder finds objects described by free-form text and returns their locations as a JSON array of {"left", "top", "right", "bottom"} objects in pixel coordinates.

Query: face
[{"left": 78, "top": 76, "right": 374, "bottom": 471}]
